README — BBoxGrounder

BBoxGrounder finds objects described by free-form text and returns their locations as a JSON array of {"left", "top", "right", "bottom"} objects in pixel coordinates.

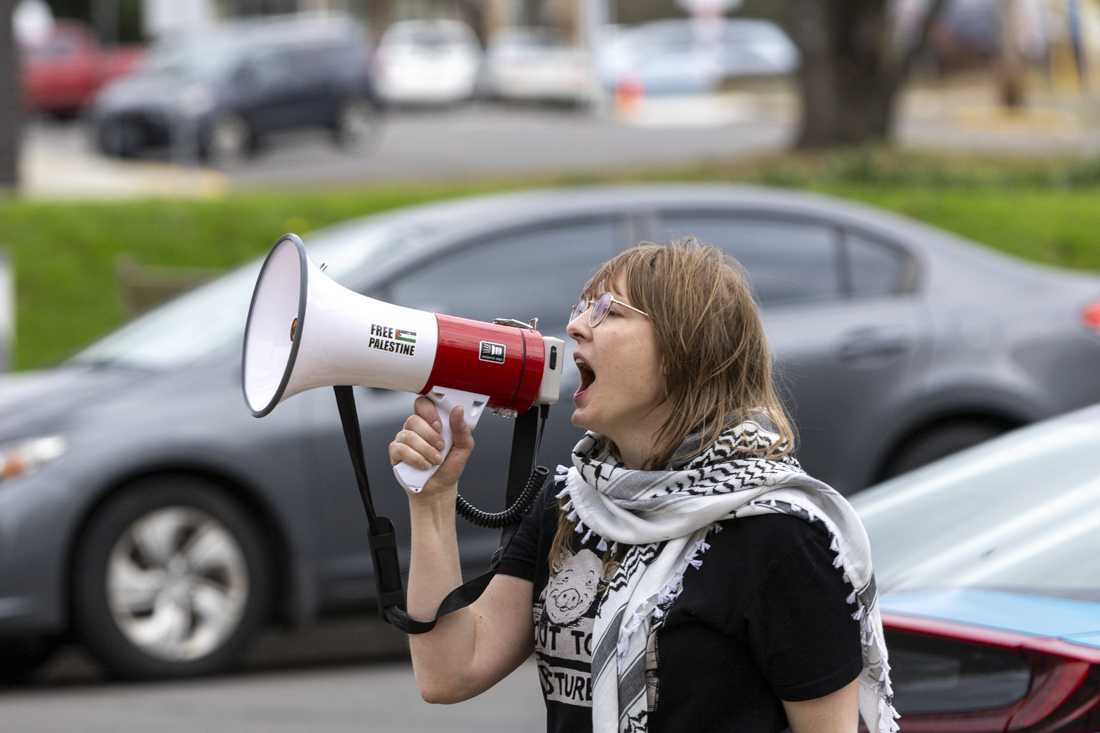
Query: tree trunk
[
  {"left": 740, "top": 0, "right": 947, "bottom": 149},
  {"left": 997, "top": 0, "right": 1026, "bottom": 108},
  {"left": 783, "top": 0, "right": 898, "bottom": 149},
  {"left": 0, "top": 0, "right": 22, "bottom": 191}
]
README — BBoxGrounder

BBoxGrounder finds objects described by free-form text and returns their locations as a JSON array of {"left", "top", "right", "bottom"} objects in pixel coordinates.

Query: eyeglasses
[{"left": 568, "top": 292, "right": 649, "bottom": 328}]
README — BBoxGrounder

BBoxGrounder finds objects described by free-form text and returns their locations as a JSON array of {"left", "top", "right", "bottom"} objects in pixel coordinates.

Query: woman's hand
[{"left": 388, "top": 395, "right": 476, "bottom": 498}]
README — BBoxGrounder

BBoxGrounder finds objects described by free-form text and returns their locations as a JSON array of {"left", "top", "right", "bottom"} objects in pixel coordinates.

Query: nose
[{"left": 566, "top": 313, "right": 590, "bottom": 343}]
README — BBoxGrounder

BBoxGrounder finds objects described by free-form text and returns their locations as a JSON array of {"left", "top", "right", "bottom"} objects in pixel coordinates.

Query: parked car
[
  {"left": 853, "top": 404, "right": 1100, "bottom": 730},
  {"left": 20, "top": 20, "right": 143, "bottom": 120},
  {"left": 483, "top": 27, "right": 596, "bottom": 105},
  {"left": 88, "top": 13, "right": 380, "bottom": 165},
  {"left": 597, "top": 18, "right": 799, "bottom": 95},
  {"left": 2, "top": 185, "right": 1099, "bottom": 682},
  {"left": 375, "top": 19, "right": 482, "bottom": 106}
]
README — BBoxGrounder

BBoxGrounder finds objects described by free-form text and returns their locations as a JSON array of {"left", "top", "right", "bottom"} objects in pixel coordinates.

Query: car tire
[
  {"left": 202, "top": 112, "right": 252, "bottom": 168},
  {"left": 96, "top": 120, "right": 144, "bottom": 159},
  {"left": 331, "top": 96, "right": 381, "bottom": 150},
  {"left": 0, "top": 636, "right": 61, "bottom": 684},
  {"left": 72, "top": 477, "right": 272, "bottom": 680},
  {"left": 882, "top": 420, "right": 1008, "bottom": 480}
]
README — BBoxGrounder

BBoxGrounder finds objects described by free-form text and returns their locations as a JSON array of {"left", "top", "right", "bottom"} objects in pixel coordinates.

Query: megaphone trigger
[{"left": 393, "top": 386, "right": 490, "bottom": 494}]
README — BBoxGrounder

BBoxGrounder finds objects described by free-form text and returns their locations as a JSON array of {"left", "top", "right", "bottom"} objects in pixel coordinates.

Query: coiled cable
[{"left": 456, "top": 465, "right": 549, "bottom": 528}]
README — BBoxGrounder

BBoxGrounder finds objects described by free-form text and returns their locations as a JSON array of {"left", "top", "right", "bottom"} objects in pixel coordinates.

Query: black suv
[{"left": 89, "top": 13, "right": 382, "bottom": 165}]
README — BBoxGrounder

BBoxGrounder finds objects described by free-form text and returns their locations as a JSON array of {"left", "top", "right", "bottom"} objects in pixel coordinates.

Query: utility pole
[{"left": 0, "top": 0, "right": 22, "bottom": 191}]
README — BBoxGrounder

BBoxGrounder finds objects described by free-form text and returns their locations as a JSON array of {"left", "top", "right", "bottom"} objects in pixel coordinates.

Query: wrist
[{"left": 408, "top": 485, "right": 458, "bottom": 516}]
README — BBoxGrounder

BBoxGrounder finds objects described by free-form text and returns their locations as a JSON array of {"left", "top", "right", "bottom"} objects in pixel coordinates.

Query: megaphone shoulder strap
[{"left": 332, "top": 386, "right": 549, "bottom": 635}]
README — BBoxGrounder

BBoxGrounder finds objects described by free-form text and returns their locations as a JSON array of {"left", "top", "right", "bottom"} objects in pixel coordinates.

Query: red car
[{"left": 21, "top": 20, "right": 143, "bottom": 119}]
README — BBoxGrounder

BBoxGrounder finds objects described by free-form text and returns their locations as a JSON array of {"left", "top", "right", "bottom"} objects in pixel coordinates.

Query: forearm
[{"left": 406, "top": 489, "right": 481, "bottom": 701}]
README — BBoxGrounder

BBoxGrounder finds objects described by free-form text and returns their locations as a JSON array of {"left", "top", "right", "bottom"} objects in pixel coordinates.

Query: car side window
[
  {"left": 844, "top": 231, "right": 908, "bottom": 298},
  {"left": 657, "top": 213, "right": 841, "bottom": 307},
  {"left": 388, "top": 219, "right": 624, "bottom": 329}
]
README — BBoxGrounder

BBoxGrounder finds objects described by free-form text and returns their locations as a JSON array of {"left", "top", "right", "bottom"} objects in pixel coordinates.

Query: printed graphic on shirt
[
  {"left": 545, "top": 547, "right": 602, "bottom": 626},
  {"left": 534, "top": 547, "right": 601, "bottom": 708}
]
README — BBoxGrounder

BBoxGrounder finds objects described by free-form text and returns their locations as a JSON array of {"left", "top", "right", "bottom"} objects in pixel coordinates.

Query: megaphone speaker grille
[{"left": 242, "top": 235, "right": 307, "bottom": 416}]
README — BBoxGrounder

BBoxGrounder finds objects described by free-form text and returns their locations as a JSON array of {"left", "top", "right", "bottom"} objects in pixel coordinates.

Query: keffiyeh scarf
[{"left": 554, "top": 418, "right": 899, "bottom": 733}]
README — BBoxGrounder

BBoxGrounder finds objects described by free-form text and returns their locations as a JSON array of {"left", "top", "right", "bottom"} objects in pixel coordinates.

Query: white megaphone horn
[{"left": 242, "top": 234, "right": 564, "bottom": 493}]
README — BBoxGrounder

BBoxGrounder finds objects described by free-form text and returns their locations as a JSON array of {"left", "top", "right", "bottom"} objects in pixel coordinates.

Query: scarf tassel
[{"left": 877, "top": 697, "right": 902, "bottom": 733}]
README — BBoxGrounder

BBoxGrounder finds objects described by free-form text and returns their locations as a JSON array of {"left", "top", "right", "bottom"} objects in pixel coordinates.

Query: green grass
[{"left": 3, "top": 148, "right": 1099, "bottom": 371}]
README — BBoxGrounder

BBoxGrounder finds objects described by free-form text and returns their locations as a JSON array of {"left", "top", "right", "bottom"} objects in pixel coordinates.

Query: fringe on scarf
[
  {"left": 613, "top": 524, "right": 719, "bottom": 662},
  {"left": 825, "top": 520, "right": 900, "bottom": 733}
]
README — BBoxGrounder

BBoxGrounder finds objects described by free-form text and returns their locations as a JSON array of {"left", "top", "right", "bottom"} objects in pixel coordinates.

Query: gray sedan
[{"left": 2, "top": 184, "right": 1099, "bottom": 681}]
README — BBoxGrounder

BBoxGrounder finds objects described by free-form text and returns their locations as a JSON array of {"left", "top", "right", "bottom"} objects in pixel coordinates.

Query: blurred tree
[
  {"left": 739, "top": 0, "right": 948, "bottom": 149},
  {"left": 997, "top": 0, "right": 1025, "bottom": 108},
  {"left": 1, "top": 0, "right": 21, "bottom": 190}
]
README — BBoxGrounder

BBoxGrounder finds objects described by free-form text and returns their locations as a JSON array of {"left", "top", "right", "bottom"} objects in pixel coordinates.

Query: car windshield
[
  {"left": 495, "top": 28, "right": 566, "bottom": 50},
  {"left": 139, "top": 32, "right": 242, "bottom": 80},
  {"left": 852, "top": 407, "right": 1100, "bottom": 602},
  {"left": 68, "top": 224, "right": 399, "bottom": 370},
  {"left": 384, "top": 23, "right": 470, "bottom": 48}
]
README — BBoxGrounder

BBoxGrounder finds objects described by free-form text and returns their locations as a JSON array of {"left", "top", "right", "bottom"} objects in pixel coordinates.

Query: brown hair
[{"left": 550, "top": 238, "right": 796, "bottom": 574}]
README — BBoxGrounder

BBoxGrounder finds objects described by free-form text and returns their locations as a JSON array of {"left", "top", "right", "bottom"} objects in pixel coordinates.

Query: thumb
[{"left": 449, "top": 405, "right": 475, "bottom": 451}]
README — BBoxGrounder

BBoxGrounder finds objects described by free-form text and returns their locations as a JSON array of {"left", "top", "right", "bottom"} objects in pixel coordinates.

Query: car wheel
[
  {"left": 72, "top": 477, "right": 272, "bottom": 680},
  {"left": 882, "top": 420, "right": 1008, "bottom": 480},
  {"left": 331, "top": 97, "right": 381, "bottom": 150},
  {"left": 97, "top": 120, "right": 144, "bottom": 158},
  {"left": 204, "top": 112, "right": 251, "bottom": 168},
  {"left": 0, "top": 636, "right": 61, "bottom": 684}
]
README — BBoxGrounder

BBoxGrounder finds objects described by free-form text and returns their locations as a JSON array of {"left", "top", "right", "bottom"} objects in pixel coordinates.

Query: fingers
[
  {"left": 402, "top": 412, "right": 444, "bottom": 448},
  {"left": 389, "top": 422, "right": 445, "bottom": 469},
  {"left": 414, "top": 396, "right": 442, "bottom": 432},
  {"left": 388, "top": 440, "right": 434, "bottom": 471}
]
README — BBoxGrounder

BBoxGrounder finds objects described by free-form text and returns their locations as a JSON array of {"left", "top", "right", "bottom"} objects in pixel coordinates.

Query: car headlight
[
  {"left": 177, "top": 85, "right": 214, "bottom": 117},
  {"left": 0, "top": 436, "right": 67, "bottom": 484}
]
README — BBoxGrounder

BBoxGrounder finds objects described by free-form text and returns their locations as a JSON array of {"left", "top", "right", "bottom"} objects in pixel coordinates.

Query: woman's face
[{"left": 566, "top": 276, "right": 666, "bottom": 443}]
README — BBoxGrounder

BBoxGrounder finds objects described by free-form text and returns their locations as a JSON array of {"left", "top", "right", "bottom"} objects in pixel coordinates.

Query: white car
[
  {"left": 375, "top": 19, "right": 482, "bottom": 105},
  {"left": 598, "top": 18, "right": 799, "bottom": 95},
  {"left": 484, "top": 27, "right": 596, "bottom": 105}
]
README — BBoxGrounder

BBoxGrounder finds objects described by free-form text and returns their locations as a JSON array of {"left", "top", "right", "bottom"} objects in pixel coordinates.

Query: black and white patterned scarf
[{"left": 554, "top": 418, "right": 899, "bottom": 733}]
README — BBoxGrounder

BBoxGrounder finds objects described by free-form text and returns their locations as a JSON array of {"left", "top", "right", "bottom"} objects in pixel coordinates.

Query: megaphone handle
[{"left": 394, "top": 386, "right": 489, "bottom": 494}]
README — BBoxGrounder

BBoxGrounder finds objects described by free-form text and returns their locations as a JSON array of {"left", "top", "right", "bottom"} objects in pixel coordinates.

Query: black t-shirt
[{"left": 496, "top": 479, "right": 863, "bottom": 733}]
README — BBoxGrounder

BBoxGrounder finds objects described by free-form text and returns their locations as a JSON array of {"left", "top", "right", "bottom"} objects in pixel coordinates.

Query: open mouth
[{"left": 574, "top": 355, "right": 596, "bottom": 400}]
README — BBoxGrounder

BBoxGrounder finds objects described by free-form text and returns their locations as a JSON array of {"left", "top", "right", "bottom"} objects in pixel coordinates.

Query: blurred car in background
[
  {"left": 1, "top": 185, "right": 1099, "bottom": 683},
  {"left": 20, "top": 20, "right": 143, "bottom": 120},
  {"left": 483, "top": 27, "right": 595, "bottom": 106},
  {"left": 854, "top": 404, "right": 1100, "bottom": 730},
  {"left": 598, "top": 18, "right": 799, "bottom": 95},
  {"left": 375, "top": 19, "right": 481, "bottom": 106},
  {"left": 89, "top": 13, "right": 380, "bottom": 166}
]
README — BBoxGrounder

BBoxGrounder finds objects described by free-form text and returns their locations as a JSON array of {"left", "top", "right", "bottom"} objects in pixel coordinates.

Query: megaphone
[{"left": 242, "top": 234, "right": 565, "bottom": 493}]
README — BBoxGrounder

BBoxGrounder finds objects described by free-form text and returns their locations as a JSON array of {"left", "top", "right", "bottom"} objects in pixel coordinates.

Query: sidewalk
[{"left": 20, "top": 122, "right": 226, "bottom": 200}]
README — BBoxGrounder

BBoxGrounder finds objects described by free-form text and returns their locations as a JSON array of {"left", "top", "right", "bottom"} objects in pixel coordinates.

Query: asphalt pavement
[{"left": 0, "top": 617, "right": 544, "bottom": 732}]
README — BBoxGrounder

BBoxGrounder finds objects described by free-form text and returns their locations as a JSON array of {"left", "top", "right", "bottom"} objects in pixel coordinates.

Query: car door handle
[{"left": 836, "top": 329, "right": 911, "bottom": 363}]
